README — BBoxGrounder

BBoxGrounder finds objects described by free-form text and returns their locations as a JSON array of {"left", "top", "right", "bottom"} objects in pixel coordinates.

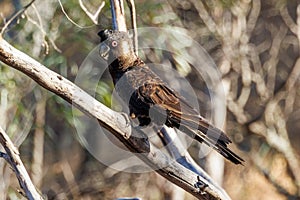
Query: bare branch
[
  {"left": 246, "top": 0, "right": 261, "bottom": 36},
  {"left": 158, "top": 127, "right": 231, "bottom": 200},
  {"left": 57, "top": 0, "right": 95, "bottom": 29},
  {"left": 0, "top": 126, "right": 43, "bottom": 200},
  {"left": 0, "top": 36, "right": 228, "bottom": 200},
  {"left": 110, "top": 0, "right": 127, "bottom": 31},
  {"left": 79, "top": 0, "right": 105, "bottom": 25},
  {"left": 126, "top": 0, "right": 138, "bottom": 54},
  {"left": 280, "top": 5, "right": 298, "bottom": 35},
  {"left": 189, "top": 0, "right": 220, "bottom": 35},
  {"left": 251, "top": 153, "right": 299, "bottom": 198},
  {"left": 0, "top": 0, "right": 35, "bottom": 36}
]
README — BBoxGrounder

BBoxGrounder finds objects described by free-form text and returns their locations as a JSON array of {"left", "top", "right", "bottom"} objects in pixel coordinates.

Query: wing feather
[{"left": 130, "top": 67, "right": 244, "bottom": 164}]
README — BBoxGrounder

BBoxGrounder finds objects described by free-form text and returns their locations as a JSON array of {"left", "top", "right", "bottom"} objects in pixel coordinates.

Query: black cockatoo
[{"left": 98, "top": 29, "right": 243, "bottom": 165}]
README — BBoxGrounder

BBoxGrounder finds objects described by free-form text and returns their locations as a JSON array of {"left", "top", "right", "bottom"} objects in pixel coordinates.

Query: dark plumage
[{"left": 98, "top": 29, "right": 244, "bottom": 165}]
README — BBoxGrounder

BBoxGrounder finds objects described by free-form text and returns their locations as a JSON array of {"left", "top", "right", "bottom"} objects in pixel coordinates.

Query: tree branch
[
  {"left": 110, "top": 0, "right": 127, "bottom": 31},
  {"left": 126, "top": 0, "right": 138, "bottom": 54},
  {"left": 0, "top": 0, "right": 35, "bottom": 35},
  {"left": 0, "top": 126, "right": 43, "bottom": 200},
  {"left": 158, "top": 127, "right": 231, "bottom": 200},
  {"left": 0, "top": 35, "right": 229, "bottom": 199}
]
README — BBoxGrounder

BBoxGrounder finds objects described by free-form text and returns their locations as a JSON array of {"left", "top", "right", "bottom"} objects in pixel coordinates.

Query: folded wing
[{"left": 137, "top": 75, "right": 244, "bottom": 164}]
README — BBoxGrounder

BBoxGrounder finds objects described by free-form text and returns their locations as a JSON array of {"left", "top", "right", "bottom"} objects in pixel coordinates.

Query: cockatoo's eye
[{"left": 111, "top": 40, "right": 118, "bottom": 47}]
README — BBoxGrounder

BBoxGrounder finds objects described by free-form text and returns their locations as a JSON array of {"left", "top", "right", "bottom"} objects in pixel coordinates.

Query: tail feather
[
  {"left": 177, "top": 117, "right": 244, "bottom": 165},
  {"left": 194, "top": 134, "right": 244, "bottom": 165}
]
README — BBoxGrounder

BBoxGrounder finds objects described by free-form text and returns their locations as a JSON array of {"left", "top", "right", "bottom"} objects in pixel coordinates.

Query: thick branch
[{"left": 0, "top": 37, "right": 230, "bottom": 199}]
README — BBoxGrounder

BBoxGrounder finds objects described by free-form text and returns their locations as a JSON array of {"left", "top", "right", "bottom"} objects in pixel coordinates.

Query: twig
[
  {"left": 110, "top": 0, "right": 127, "bottom": 31},
  {"left": 0, "top": 0, "right": 35, "bottom": 36},
  {"left": 189, "top": 0, "right": 221, "bottom": 36},
  {"left": 252, "top": 155, "right": 299, "bottom": 199},
  {"left": 265, "top": 24, "right": 288, "bottom": 97},
  {"left": 60, "top": 159, "right": 80, "bottom": 197},
  {"left": 126, "top": 0, "right": 138, "bottom": 55},
  {"left": 79, "top": 0, "right": 105, "bottom": 25},
  {"left": 57, "top": 0, "right": 94, "bottom": 29},
  {"left": 26, "top": 3, "right": 49, "bottom": 54},
  {"left": 24, "top": 5, "right": 61, "bottom": 53},
  {"left": 262, "top": 58, "right": 300, "bottom": 190},
  {"left": 280, "top": 5, "right": 298, "bottom": 35},
  {"left": 0, "top": 126, "right": 43, "bottom": 200},
  {"left": 246, "top": 0, "right": 261, "bottom": 36}
]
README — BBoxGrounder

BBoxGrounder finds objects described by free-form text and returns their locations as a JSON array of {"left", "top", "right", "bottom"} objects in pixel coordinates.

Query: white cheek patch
[{"left": 120, "top": 42, "right": 131, "bottom": 54}]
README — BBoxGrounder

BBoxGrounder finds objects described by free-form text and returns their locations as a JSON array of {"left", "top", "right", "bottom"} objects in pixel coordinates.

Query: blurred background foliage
[{"left": 0, "top": 0, "right": 300, "bottom": 199}]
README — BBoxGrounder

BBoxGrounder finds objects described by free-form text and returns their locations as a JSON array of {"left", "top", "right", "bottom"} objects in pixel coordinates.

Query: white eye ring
[{"left": 112, "top": 41, "right": 118, "bottom": 47}]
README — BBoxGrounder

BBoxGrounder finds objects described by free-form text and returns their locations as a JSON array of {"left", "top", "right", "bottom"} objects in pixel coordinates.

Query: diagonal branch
[
  {"left": 0, "top": 36, "right": 231, "bottom": 199},
  {"left": 158, "top": 127, "right": 231, "bottom": 200},
  {"left": 0, "top": 126, "right": 43, "bottom": 200},
  {"left": 0, "top": 0, "right": 35, "bottom": 35}
]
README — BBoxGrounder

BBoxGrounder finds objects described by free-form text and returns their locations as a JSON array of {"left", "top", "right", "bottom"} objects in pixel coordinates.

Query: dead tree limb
[
  {"left": 0, "top": 34, "right": 229, "bottom": 200},
  {"left": 0, "top": 126, "right": 43, "bottom": 200}
]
